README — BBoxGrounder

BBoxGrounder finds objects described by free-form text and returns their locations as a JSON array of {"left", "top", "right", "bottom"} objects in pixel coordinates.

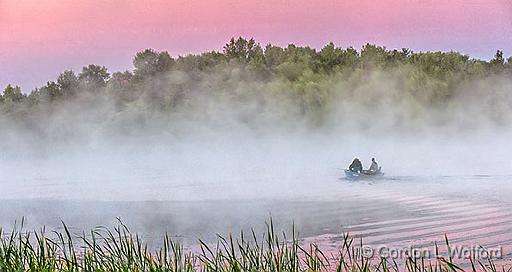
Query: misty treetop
[{"left": 1, "top": 37, "right": 512, "bottom": 140}]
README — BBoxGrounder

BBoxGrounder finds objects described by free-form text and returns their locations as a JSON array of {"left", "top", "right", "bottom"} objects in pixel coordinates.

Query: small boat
[{"left": 344, "top": 167, "right": 384, "bottom": 180}]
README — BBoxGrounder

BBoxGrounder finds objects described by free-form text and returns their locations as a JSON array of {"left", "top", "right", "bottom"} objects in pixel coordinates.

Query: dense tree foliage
[{"left": 1, "top": 38, "right": 511, "bottom": 142}]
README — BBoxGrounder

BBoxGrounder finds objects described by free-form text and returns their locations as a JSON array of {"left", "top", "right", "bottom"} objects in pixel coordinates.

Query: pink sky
[{"left": 1, "top": 0, "right": 511, "bottom": 90}]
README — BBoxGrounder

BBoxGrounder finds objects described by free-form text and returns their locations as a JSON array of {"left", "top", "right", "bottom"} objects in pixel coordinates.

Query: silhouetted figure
[
  {"left": 369, "top": 158, "right": 379, "bottom": 172},
  {"left": 349, "top": 158, "right": 363, "bottom": 173}
]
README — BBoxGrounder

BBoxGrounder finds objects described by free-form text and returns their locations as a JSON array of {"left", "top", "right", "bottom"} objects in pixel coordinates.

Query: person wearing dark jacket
[{"left": 349, "top": 158, "right": 363, "bottom": 173}]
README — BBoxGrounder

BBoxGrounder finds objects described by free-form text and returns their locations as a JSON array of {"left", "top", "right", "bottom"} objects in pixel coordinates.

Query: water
[{"left": 1, "top": 134, "right": 512, "bottom": 264}]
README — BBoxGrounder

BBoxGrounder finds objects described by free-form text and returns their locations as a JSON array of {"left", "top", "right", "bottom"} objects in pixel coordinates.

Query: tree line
[{"left": 1, "top": 37, "right": 511, "bottom": 127}]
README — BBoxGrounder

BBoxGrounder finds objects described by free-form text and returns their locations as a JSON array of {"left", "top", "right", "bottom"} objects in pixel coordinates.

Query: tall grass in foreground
[{"left": 0, "top": 218, "right": 504, "bottom": 271}]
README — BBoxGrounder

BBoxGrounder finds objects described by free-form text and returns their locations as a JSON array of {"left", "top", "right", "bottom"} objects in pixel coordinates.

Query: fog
[{"left": 1, "top": 62, "right": 512, "bottom": 244}]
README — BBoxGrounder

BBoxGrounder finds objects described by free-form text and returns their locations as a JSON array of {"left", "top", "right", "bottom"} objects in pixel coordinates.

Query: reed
[{"left": 0, "top": 218, "right": 502, "bottom": 271}]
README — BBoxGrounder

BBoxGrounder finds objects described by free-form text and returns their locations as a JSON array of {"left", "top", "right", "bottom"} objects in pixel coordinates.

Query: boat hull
[{"left": 344, "top": 169, "right": 384, "bottom": 180}]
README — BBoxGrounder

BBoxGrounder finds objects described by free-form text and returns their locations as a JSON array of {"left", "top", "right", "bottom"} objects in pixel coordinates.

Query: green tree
[
  {"left": 264, "top": 44, "right": 286, "bottom": 69},
  {"left": 57, "top": 70, "right": 79, "bottom": 95},
  {"left": 388, "top": 48, "right": 412, "bottom": 65},
  {"left": 133, "top": 49, "right": 174, "bottom": 78},
  {"left": 490, "top": 50, "right": 505, "bottom": 73},
  {"left": 360, "top": 44, "right": 388, "bottom": 69},
  {"left": 319, "top": 42, "right": 343, "bottom": 72},
  {"left": 39, "top": 81, "right": 63, "bottom": 101},
  {"left": 410, "top": 51, "right": 469, "bottom": 80},
  {"left": 107, "top": 71, "right": 134, "bottom": 103},
  {"left": 1, "top": 84, "right": 25, "bottom": 103},
  {"left": 339, "top": 47, "right": 359, "bottom": 70},
  {"left": 79, "top": 64, "right": 110, "bottom": 88},
  {"left": 491, "top": 50, "right": 504, "bottom": 65},
  {"left": 223, "top": 37, "right": 264, "bottom": 63},
  {"left": 110, "top": 71, "right": 133, "bottom": 84}
]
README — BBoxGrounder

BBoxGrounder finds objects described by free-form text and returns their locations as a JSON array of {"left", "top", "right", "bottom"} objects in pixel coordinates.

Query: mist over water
[
  {"left": 2, "top": 132, "right": 511, "bottom": 199},
  {"left": 2, "top": 126, "right": 511, "bottom": 239},
  {"left": 1, "top": 48, "right": 512, "bottom": 249}
]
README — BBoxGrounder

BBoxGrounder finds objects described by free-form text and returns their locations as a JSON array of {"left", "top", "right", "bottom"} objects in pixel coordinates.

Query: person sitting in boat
[
  {"left": 349, "top": 158, "right": 363, "bottom": 173},
  {"left": 368, "top": 158, "right": 379, "bottom": 172}
]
